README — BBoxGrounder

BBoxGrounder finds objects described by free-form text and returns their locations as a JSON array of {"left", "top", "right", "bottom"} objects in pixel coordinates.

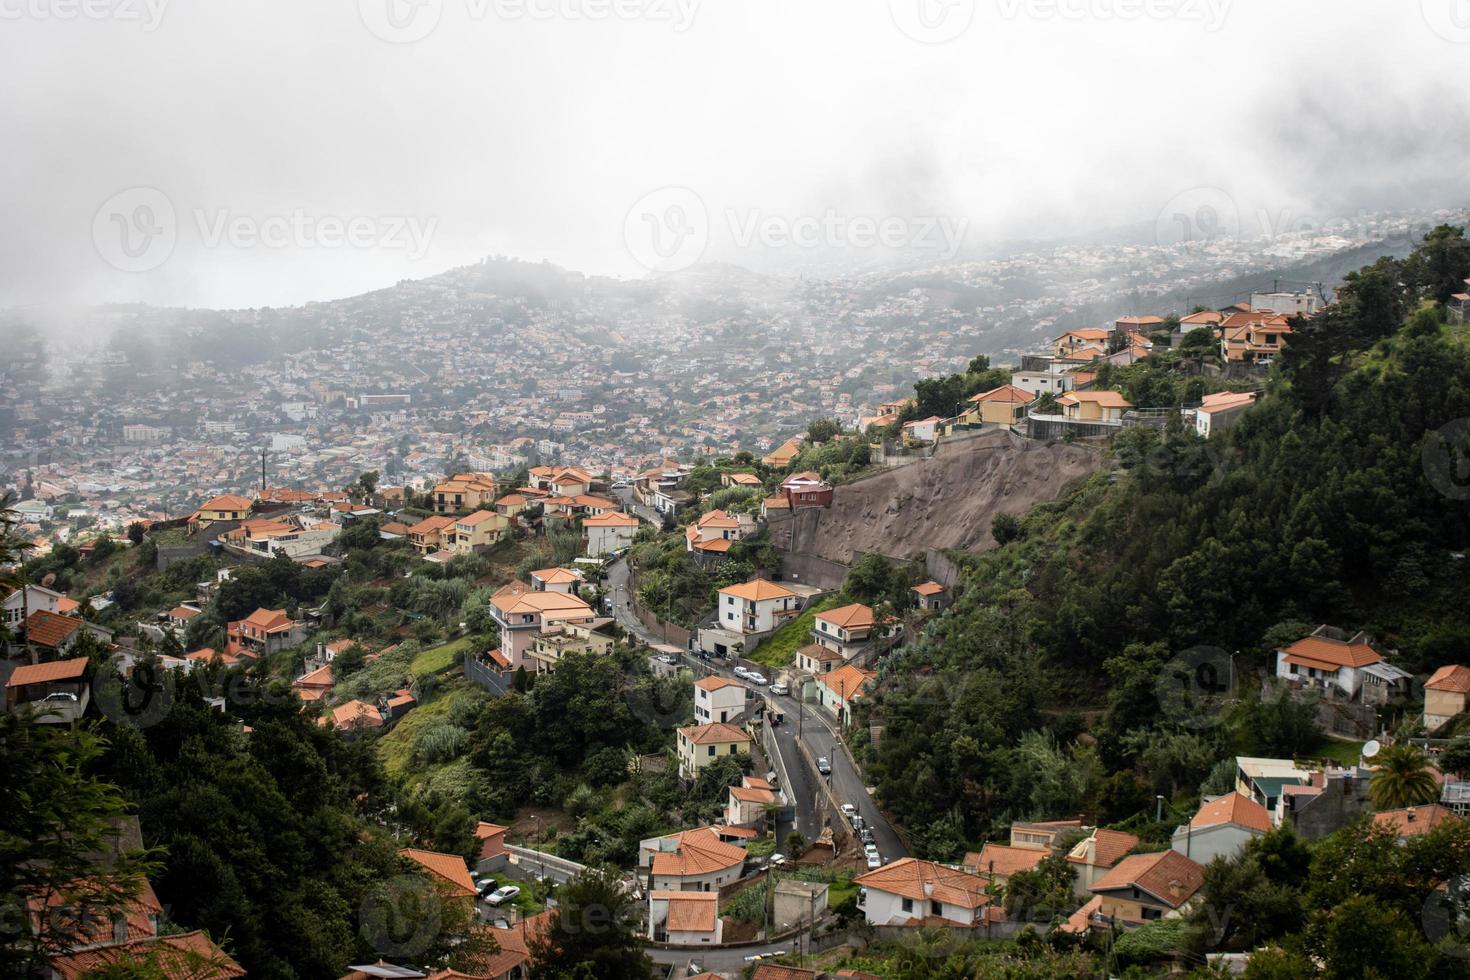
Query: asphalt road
[
  {"left": 606, "top": 557, "right": 907, "bottom": 864},
  {"left": 647, "top": 939, "right": 803, "bottom": 975}
]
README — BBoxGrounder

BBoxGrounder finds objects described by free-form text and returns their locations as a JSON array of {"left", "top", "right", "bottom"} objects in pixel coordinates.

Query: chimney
[
  {"left": 1407, "top": 807, "right": 1416, "bottom": 822},
  {"left": 1168, "top": 879, "right": 1183, "bottom": 901}
]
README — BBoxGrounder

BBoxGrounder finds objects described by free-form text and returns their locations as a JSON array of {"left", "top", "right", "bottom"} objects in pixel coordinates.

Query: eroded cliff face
[{"left": 771, "top": 429, "right": 1104, "bottom": 565}]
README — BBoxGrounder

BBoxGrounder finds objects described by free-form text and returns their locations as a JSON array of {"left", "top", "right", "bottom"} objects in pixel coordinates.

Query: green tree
[
  {"left": 806, "top": 418, "right": 842, "bottom": 444},
  {"left": 1368, "top": 743, "right": 1440, "bottom": 809},
  {"left": 529, "top": 867, "right": 653, "bottom": 980}
]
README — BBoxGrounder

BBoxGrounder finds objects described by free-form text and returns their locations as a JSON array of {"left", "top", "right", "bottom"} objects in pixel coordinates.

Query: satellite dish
[{"left": 1362, "top": 740, "right": 1381, "bottom": 760}]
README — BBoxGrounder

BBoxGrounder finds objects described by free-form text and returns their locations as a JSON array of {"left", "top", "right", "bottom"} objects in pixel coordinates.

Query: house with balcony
[
  {"left": 21, "top": 609, "right": 112, "bottom": 657},
  {"left": 526, "top": 617, "right": 616, "bottom": 674},
  {"left": 1235, "top": 756, "right": 1315, "bottom": 823},
  {"left": 529, "top": 465, "right": 595, "bottom": 496},
  {"left": 407, "top": 514, "right": 458, "bottom": 556},
  {"left": 795, "top": 642, "right": 845, "bottom": 675},
  {"left": 685, "top": 509, "right": 755, "bottom": 557},
  {"left": 811, "top": 602, "right": 877, "bottom": 659},
  {"left": 1056, "top": 390, "right": 1134, "bottom": 424},
  {"left": 1220, "top": 312, "right": 1293, "bottom": 365},
  {"left": 450, "top": 510, "right": 511, "bottom": 555},
  {"left": 854, "top": 858, "right": 998, "bottom": 927},
  {"left": 716, "top": 579, "right": 798, "bottom": 634},
  {"left": 225, "top": 607, "right": 305, "bottom": 659},
  {"left": 1274, "top": 626, "right": 1411, "bottom": 703},
  {"left": 3, "top": 583, "right": 79, "bottom": 633},
  {"left": 694, "top": 675, "right": 747, "bottom": 725},
  {"left": 488, "top": 583, "right": 598, "bottom": 671},
  {"left": 583, "top": 511, "right": 639, "bottom": 556},
  {"left": 677, "top": 722, "right": 752, "bottom": 780},
  {"left": 433, "top": 472, "right": 499, "bottom": 513},
  {"left": 1052, "top": 328, "right": 1111, "bottom": 358},
  {"left": 1425, "top": 664, "right": 1470, "bottom": 732}
]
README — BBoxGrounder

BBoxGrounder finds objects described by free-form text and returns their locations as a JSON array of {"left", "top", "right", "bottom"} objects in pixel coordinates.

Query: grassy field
[
  {"left": 1305, "top": 738, "right": 1366, "bottom": 768},
  {"left": 376, "top": 694, "right": 456, "bottom": 777},
  {"left": 410, "top": 636, "right": 474, "bottom": 677},
  {"left": 750, "top": 596, "right": 844, "bottom": 669}
]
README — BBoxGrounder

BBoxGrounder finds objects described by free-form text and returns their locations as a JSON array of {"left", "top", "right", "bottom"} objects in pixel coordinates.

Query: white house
[
  {"left": 815, "top": 664, "right": 875, "bottom": 726},
  {"left": 582, "top": 511, "right": 639, "bottom": 557},
  {"left": 854, "top": 858, "right": 996, "bottom": 927},
  {"left": 1274, "top": 627, "right": 1410, "bottom": 704},
  {"left": 724, "top": 775, "right": 780, "bottom": 828},
  {"left": 3, "top": 584, "right": 78, "bottom": 631},
  {"left": 901, "top": 416, "right": 943, "bottom": 443},
  {"left": 716, "top": 579, "right": 798, "bottom": 634},
  {"left": 1194, "top": 390, "right": 1256, "bottom": 438},
  {"left": 1171, "top": 793, "right": 1271, "bottom": 865},
  {"left": 693, "top": 675, "right": 747, "bottom": 725},
  {"left": 639, "top": 827, "right": 750, "bottom": 892},
  {"left": 648, "top": 891, "right": 721, "bottom": 945}
]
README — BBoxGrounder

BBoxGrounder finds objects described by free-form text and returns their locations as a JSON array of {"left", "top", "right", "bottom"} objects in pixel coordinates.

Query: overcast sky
[{"left": 2, "top": 0, "right": 1468, "bottom": 310}]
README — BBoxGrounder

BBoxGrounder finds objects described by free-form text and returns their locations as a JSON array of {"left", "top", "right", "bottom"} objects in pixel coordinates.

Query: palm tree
[{"left": 1368, "top": 743, "right": 1441, "bottom": 810}]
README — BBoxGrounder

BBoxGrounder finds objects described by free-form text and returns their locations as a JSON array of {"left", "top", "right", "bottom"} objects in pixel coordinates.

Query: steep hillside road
[{"left": 772, "top": 429, "right": 1104, "bottom": 565}]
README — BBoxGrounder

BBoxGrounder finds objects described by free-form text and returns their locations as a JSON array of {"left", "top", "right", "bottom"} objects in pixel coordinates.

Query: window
[
  {"left": 1141, "top": 907, "right": 1162, "bottom": 921},
  {"left": 707, "top": 746, "right": 715, "bottom": 757},
  {"left": 931, "top": 901, "right": 942, "bottom": 916},
  {"left": 901, "top": 898, "right": 913, "bottom": 913}
]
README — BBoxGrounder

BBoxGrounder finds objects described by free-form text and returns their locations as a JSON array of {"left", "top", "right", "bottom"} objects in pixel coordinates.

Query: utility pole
[{"left": 259, "top": 447, "right": 268, "bottom": 496}]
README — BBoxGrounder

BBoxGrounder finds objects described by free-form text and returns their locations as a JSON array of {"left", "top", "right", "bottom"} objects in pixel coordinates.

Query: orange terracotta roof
[
  {"left": 1058, "top": 390, "right": 1134, "bottom": 409},
  {"left": 530, "top": 567, "right": 582, "bottom": 584},
  {"left": 797, "top": 643, "right": 845, "bottom": 663},
  {"left": 401, "top": 847, "right": 477, "bottom": 897},
  {"left": 1373, "top": 804, "right": 1460, "bottom": 837},
  {"left": 1280, "top": 634, "right": 1381, "bottom": 669},
  {"left": 582, "top": 511, "right": 639, "bottom": 527},
  {"left": 912, "top": 581, "right": 945, "bottom": 596},
  {"left": 1190, "top": 793, "right": 1271, "bottom": 833},
  {"left": 720, "top": 579, "right": 797, "bottom": 602},
  {"left": 1059, "top": 895, "right": 1103, "bottom": 934},
  {"left": 819, "top": 664, "right": 875, "bottom": 701},
  {"left": 693, "top": 538, "right": 733, "bottom": 553},
  {"left": 1070, "top": 828, "right": 1139, "bottom": 869},
  {"left": 23, "top": 610, "right": 84, "bottom": 649},
  {"left": 200, "top": 494, "right": 254, "bottom": 512},
  {"left": 455, "top": 510, "right": 502, "bottom": 526},
  {"left": 7, "top": 655, "right": 88, "bottom": 687},
  {"left": 1427, "top": 664, "right": 1470, "bottom": 694},
  {"left": 476, "top": 821, "right": 509, "bottom": 840},
  {"left": 965, "top": 843, "right": 1047, "bottom": 878},
  {"left": 331, "top": 700, "right": 383, "bottom": 730},
  {"left": 679, "top": 722, "right": 750, "bottom": 745},
  {"left": 408, "top": 515, "right": 458, "bottom": 534},
  {"left": 854, "top": 857, "right": 992, "bottom": 909},
  {"left": 648, "top": 828, "right": 748, "bottom": 877},
  {"left": 1090, "top": 850, "right": 1203, "bottom": 908},
  {"left": 49, "top": 930, "right": 243, "bottom": 980},
  {"left": 652, "top": 890, "right": 719, "bottom": 933},
  {"left": 969, "top": 384, "right": 1037, "bottom": 405},
  {"left": 241, "top": 608, "right": 294, "bottom": 631},
  {"left": 816, "top": 603, "right": 874, "bottom": 630},
  {"left": 694, "top": 676, "right": 746, "bottom": 693},
  {"left": 729, "top": 784, "right": 778, "bottom": 804}
]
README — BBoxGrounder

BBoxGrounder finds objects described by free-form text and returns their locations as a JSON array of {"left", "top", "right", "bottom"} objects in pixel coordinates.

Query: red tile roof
[
  {"left": 24, "top": 610, "right": 83, "bottom": 649},
  {"left": 1190, "top": 793, "right": 1271, "bottom": 833},
  {"left": 964, "top": 843, "right": 1048, "bottom": 878},
  {"left": 400, "top": 847, "right": 477, "bottom": 897},
  {"left": 49, "top": 930, "right": 243, "bottom": 980},
  {"left": 1427, "top": 664, "right": 1470, "bottom": 694},
  {"left": 854, "top": 857, "right": 992, "bottom": 909},
  {"left": 7, "top": 656, "right": 88, "bottom": 687},
  {"left": 1280, "top": 634, "right": 1381, "bottom": 670},
  {"left": 1090, "top": 849, "right": 1203, "bottom": 908}
]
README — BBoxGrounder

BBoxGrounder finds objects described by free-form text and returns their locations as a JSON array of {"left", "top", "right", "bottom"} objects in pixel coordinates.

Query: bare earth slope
[{"left": 772, "top": 429, "right": 1104, "bottom": 565}]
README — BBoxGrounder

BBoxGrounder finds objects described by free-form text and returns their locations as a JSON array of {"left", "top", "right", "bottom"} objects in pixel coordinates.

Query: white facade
[
  {"left": 585, "top": 520, "right": 637, "bottom": 557},
  {"left": 1274, "top": 653, "right": 1362, "bottom": 698},
  {"left": 694, "top": 680, "right": 747, "bottom": 725},
  {"left": 859, "top": 887, "right": 985, "bottom": 927},
  {"left": 1250, "top": 291, "right": 1321, "bottom": 316},
  {"left": 717, "top": 589, "right": 796, "bottom": 634},
  {"left": 1170, "top": 823, "right": 1261, "bottom": 866},
  {"left": 1011, "top": 368, "right": 1075, "bottom": 396}
]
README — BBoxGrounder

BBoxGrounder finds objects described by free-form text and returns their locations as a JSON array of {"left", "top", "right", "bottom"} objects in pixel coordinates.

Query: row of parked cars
[{"left": 840, "top": 803, "right": 882, "bottom": 869}]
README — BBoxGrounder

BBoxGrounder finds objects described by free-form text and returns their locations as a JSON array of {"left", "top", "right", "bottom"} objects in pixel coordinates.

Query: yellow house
[
  {"left": 494, "top": 493, "right": 529, "bottom": 519},
  {"left": 449, "top": 510, "right": 510, "bottom": 555},
  {"left": 1425, "top": 664, "right": 1470, "bottom": 731},
  {"left": 196, "top": 494, "right": 253, "bottom": 522},
  {"left": 407, "top": 515, "right": 458, "bottom": 555},
  {"left": 434, "top": 473, "right": 498, "bottom": 513},
  {"left": 966, "top": 384, "right": 1036, "bottom": 425},
  {"left": 677, "top": 722, "right": 751, "bottom": 779},
  {"left": 1057, "top": 390, "right": 1133, "bottom": 423}
]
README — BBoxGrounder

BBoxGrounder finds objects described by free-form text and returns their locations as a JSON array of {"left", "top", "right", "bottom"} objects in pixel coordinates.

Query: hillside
[{"left": 770, "top": 429, "right": 1104, "bottom": 565}]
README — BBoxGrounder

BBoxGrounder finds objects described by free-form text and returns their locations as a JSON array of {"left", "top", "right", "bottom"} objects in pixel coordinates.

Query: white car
[
  {"left": 769, "top": 682, "right": 789, "bottom": 696},
  {"left": 746, "top": 672, "right": 768, "bottom": 686},
  {"left": 840, "top": 803, "right": 857, "bottom": 820},
  {"left": 866, "top": 852, "right": 883, "bottom": 869},
  {"left": 485, "top": 885, "right": 520, "bottom": 906},
  {"left": 732, "top": 666, "right": 751, "bottom": 679},
  {"left": 767, "top": 853, "right": 786, "bottom": 867}
]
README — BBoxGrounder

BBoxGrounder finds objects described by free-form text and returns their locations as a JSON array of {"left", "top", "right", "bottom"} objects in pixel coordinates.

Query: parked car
[
  {"left": 657, "top": 654, "right": 679, "bottom": 664},
  {"left": 852, "top": 815, "right": 866, "bottom": 832},
  {"left": 840, "top": 803, "right": 857, "bottom": 820},
  {"left": 816, "top": 756, "right": 832, "bottom": 775},
  {"left": 769, "top": 682, "right": 789, "bottom": 696},
  {"left": 866, "top": 852, "right": 883, "bottom": 869},
  {"left": 38, "top": 692, "right": 79, "bottom": 704},
  {"left": 746, "top": 672, "right": 768, "bottom": 686},
  {"left": 733, "top": 666, "right": 751, "bottom": 679},
  {"left": 486, "top": 885, "right": 521, "bottom": 906},
  {"left": 861, "top": 828, "right": 875, "bottom": 846}
]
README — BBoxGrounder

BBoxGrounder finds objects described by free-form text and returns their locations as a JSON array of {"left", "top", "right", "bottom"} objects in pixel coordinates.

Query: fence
[
  {"left": 505, "top": 844, "right": 586, "bottom": 883},
  {"left": 464, "top": 657, "right": 513, "bottom": 696}
]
